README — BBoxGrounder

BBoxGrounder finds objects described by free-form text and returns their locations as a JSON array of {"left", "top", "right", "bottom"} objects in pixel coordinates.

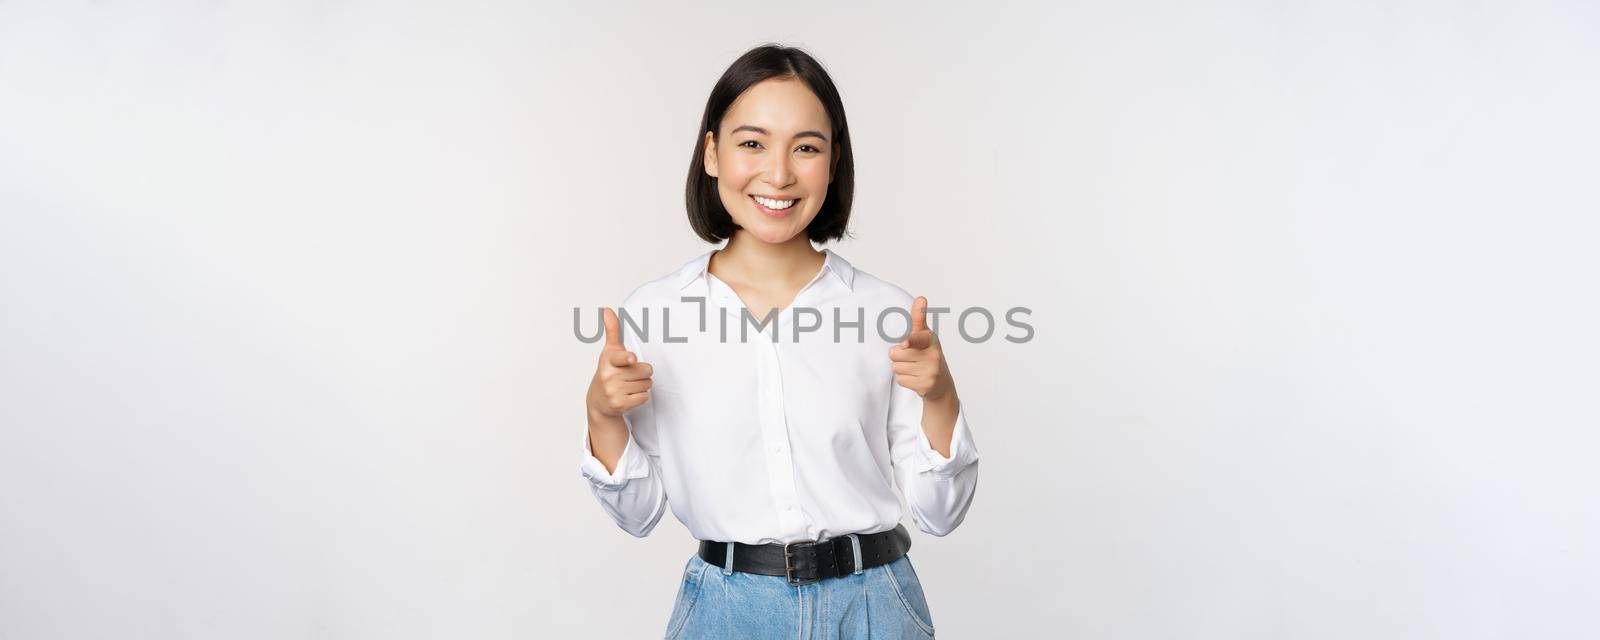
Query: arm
[
  {"left": 886, "top": 295, "right": 981, "bottom": 536},
  {"left": 887, "top": 381, "right": 981, "bottom": 536},
  {"left": 580, "top": 404, "right": 668, "bottom": 537},
  {"left": 578, "top": 306, "right": 668, "bottom": 537}
]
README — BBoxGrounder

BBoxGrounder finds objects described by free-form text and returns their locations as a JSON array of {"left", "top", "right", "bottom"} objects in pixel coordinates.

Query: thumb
[
  {"left": 910, "top": 296, "right": 929, "bottom": 333},
  {"left": 602, "top": 307, "right": 624, "bottom": 350},
  {"left": 906, "top": 330, "right": 934, "bottom": 350}
]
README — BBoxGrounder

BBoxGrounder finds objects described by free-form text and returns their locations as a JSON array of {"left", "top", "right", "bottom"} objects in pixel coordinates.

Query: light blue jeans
[{"left": 663, "top": 550, "right": 938, "bottom": 639}]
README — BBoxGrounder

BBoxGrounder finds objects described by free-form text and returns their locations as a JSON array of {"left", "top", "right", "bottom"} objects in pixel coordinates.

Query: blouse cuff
[
  {"left": 581, "top": 428, "right": 650, "bottom": 491},
  {"left": 914, "top": 403, "right": 980, "bottom": 479}
]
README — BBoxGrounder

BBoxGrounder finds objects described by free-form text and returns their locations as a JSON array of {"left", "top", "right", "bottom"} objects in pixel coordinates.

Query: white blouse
[{"left": 579, "top": 248, "right": 980, "bottom": 545}]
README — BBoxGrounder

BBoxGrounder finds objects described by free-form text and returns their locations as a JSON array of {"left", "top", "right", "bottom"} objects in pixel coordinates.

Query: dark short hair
[{"left": 685, "top": 44, "right": 855, "bottom": 244}]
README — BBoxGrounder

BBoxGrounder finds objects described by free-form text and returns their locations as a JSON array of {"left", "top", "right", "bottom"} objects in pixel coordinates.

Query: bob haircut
[{"left": 685, "top": 44, "right": 855, "bottom": 244}]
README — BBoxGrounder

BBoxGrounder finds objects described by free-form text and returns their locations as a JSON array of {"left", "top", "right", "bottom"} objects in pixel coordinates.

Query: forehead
[{"left": 721, "top": 78, "right": 832, "bottom": 135}]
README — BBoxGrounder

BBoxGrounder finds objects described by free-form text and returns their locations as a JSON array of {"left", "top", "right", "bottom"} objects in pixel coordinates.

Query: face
[{"left": 704, "top": 77, "right": 839, "bottom": 245}]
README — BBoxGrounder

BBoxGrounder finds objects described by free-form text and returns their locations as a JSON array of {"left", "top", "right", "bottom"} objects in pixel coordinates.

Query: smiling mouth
[{"left": 750, "top": 194, "right": 798, "bottom": 210}]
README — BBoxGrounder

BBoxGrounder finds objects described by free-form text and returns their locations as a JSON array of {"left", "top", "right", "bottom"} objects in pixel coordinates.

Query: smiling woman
[
  {"left": 684, "top": 45, "right": 854, "bottom": 246},
  {"left": 581, "top": 43, "right": 979, "bottom": 640}
]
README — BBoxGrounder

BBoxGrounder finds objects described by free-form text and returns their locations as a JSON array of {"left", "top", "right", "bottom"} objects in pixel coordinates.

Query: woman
[{"left": 580, "top": 44, "right": 980, "bottom": 639}]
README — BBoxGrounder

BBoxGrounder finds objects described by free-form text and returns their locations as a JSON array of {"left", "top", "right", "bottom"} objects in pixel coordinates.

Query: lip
[{"left": 749, "top": 194, "right": 799, "bottom": 219}]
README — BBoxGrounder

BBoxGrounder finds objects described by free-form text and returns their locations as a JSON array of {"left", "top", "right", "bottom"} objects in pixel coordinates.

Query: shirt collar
[{"left": 675, "top": 247, "right": 855, "bottom": 292}]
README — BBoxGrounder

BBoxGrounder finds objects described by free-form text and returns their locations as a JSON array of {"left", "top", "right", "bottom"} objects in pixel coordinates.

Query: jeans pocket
[
  {"left": 664, "top": 555, "right": 709, "bottom": 640},
  {"left": 882, "top": 555, "right": 937, "bottom": 637}
]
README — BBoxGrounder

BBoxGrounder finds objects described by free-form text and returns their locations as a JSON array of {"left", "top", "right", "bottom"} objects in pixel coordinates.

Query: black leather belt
[{"left": 697, "top": 524, "right": 912, "bottom": 586}]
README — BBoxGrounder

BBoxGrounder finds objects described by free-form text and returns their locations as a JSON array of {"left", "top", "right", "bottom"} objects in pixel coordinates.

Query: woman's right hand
[{"left": 587, "top": 307, "right": 653, "bottom": 421}]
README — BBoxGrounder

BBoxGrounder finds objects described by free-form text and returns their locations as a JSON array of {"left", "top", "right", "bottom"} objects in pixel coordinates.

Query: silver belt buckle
[{"left": 783, "top": 539, "right": 820, "bottom": 585}]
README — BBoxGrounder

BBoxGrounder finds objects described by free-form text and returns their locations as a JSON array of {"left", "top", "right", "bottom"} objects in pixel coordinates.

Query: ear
[{"left": 703, "top": 131, "right": 719, "bottom": 178}]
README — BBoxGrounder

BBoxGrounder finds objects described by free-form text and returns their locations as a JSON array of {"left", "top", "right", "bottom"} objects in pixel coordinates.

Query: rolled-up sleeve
[
  {"left": 579, "top": 425, "right": 667, "bottom": 537},
  {"left": 887, "top": 382, "right": 980, "bottom": 536}
]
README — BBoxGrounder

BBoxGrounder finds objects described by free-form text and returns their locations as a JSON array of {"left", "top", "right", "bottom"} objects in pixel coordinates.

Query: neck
[{"left": 711, "top": 231, "right": 824, "bottom": 285}]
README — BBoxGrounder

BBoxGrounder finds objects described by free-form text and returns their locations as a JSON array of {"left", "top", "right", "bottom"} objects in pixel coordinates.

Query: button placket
[
  {"left": 708, "top": 272, "right": 814, "bottom": 538},
  {"left": 756, "top": 319, "right": 804, "bottom": 535}
]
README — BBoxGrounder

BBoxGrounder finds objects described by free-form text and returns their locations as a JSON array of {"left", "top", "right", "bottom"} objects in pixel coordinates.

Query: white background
[{"left": 1, "top": 2, "right": 1596, "bottom": 638}]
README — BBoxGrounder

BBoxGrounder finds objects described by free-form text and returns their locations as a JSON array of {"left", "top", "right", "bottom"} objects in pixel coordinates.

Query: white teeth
[{"left": 753, "top": 195, "right": 796, "bottom": 210}]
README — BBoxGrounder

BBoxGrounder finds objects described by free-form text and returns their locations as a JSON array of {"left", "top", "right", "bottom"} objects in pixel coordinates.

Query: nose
[{"left": 763, "top": 149, "right": 795, "bottom": 189}]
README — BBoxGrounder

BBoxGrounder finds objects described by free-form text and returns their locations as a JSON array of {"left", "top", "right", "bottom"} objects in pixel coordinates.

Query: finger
[
  {"left": 620, "top": 390, "right": 651, "bottom": 411},
  {"left": 604, "top": 348, "right": 636, "bottom": 368},
  {"left": 616, "top": 378, "right": 652, "bottom": 395},
  {"left": 617, "top": 361, "right": 653, "bottom": 381},
  {"left": 891, "top": 361, "right": 922, "bottom": 375},
  {"left": 906, "top": 329, "right": 935, "bottom": 351},
  {"left": 910, "top": 296, "right": 928, "bottom": 333},
  {"left": 602, "top": 307, "right": 624, "bottom": 350},
  {"left": 888, "top": 344, "right": 921, "bottom": 362}
]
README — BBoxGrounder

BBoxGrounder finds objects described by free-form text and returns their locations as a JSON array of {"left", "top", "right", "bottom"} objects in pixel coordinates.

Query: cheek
[
  {"left": 718, "top": 154, "right": 761, "bottom": 182},
  {"left": 801, "top": 162, "right": 831, "bottom": 187},
  {"left": 800, "top": 162, "right": 832, "bottom": 206}
]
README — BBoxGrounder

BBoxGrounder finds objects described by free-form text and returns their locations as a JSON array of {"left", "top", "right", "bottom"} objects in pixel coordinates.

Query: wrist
[
  {"left": 924, "top": 386, "right": 959, "bottom": 409},
  {"left": 587, "top": 404, "right": 626, "bottom": 430}
]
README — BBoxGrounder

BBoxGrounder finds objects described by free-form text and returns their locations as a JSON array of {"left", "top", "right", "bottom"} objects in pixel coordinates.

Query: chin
[
  {"left": 746, "top": 225, "right": 803, "bottom": 245},
  {"left": 729, "top": 211, "right": 812, "bottom": 245}
]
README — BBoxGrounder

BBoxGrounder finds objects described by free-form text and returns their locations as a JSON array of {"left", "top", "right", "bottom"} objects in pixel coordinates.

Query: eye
[
  {"left": 739, "top": 140, "right": 762, "bottom": 149},
  {"left": 797, "top": 145, "right": 821, "bottom": 153}
]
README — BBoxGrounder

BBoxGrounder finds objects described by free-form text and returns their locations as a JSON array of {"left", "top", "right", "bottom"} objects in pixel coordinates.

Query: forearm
[
  {"left": 898, "top": 394, "right": 980, "bottom": 536},
  {"left": 587, "top": 407, "right": 630, "bottom": 475},
  {"left": 920, "top": 389, "right": 960, "bottom": 458},
  {"left": 580, "top": 420, "right": 667, "bottom": 537}
]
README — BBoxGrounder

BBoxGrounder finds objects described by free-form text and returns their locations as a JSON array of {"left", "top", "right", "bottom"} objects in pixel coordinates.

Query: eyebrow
[{"left": 730, "top": 125, "right": 829, "bottom": 142}]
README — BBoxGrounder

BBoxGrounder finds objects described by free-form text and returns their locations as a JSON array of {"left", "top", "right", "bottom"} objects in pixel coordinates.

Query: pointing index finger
[{"left": 605, "top": 348, "right": 635, "bottom": 368}]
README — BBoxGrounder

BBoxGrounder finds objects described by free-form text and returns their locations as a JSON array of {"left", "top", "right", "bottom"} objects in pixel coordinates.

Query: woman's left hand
[{"left": 888, "top": 296, "right": 957, "bottom": 402}]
